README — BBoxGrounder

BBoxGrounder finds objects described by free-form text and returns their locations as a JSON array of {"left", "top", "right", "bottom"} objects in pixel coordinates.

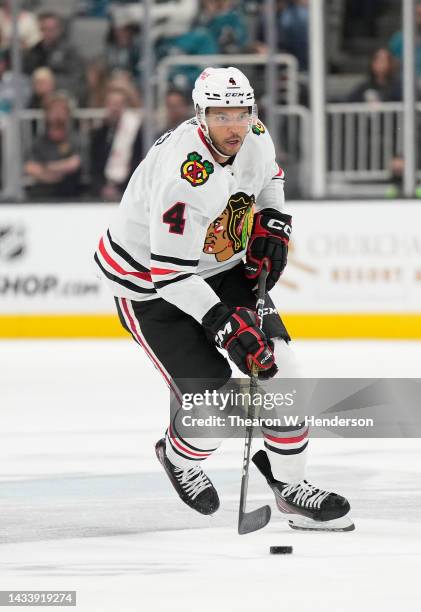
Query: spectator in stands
[
  {"left": 0, "top": 48, "right": 31, "bottom": 113},
  {"left": 89, "top": 86, "right": 143, "bottom": 201},
  {"left": 0, "top": 48, "right": 13, "bottom": 113},
  {"left": 24, "top": 93, "right": 82, "bottom": 200},
  {"left": 84, "top": 62, "right": 141, "bottom": 110},
  {"left": 107, "top": 70, "right": 142, "bottom": 107},
  {"left": 198, "top": 0, "right": 249, "bottom": 54},
  {"left": 23, "top": 12, "right": 85, "bottom": 103},
  {"left": 86, "top": 0, "right": 145, "bottom": 17},
  {"left": 254, "top": 0, "right": 308, "bottom": 71},
  {"left": 279, "top": 0, "right": 309, "bottom": 71},
  {"left": 157, "top": 26, "right": 218, "bottom": 90},
  {"left": 389, "top": 1, "right": 421, "bottom": 75},
  {"left": 387, "top": 156, "right": 421, "bottom": 198},
  {"left": 387, "top": 123, "right": 421, "bottom": 198},
  {"left": 163, "top": 89, "right": 192, "bottom": 130},
  {"left": 348, "top": 48, "right": 402, "bottom": 103},
  {"left": 27, "top": 67, "right": 56, "bottom": 109},
  {"left": 105, "top": 21, "right": 140, "bottom": 78},
  {"left": 83, "top": 0, "right": 111, "bottom": 18},
  {"left": 84, "top": 60, "right": 109, "bottom": 108},
  {"left": 110, "top": 0, "right": 198, "bottom": 42},
  {"left": 344, "top": 0, "right": 383, "bottom": 38},
  {"left": 0, "top": 0, "right": 41, "bottom": 50},
  {"left": 110, "top": 0, "right": 202, "bottom": 89}
]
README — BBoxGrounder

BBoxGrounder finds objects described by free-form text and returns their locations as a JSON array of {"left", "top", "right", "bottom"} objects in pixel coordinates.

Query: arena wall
[{"left": 1, "top": 202, "right": 420, "bottom": 338}]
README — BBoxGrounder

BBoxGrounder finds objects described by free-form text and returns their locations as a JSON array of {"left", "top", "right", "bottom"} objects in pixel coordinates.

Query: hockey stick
[{"left": 238, "top": 260, "right": 272, "bottom": 535}]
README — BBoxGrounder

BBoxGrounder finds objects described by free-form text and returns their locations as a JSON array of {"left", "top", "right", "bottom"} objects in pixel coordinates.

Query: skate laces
[
  {"left": 281, "top": 480, "right": 330, "bottom": 509},
  {"left": 174, "top": 465, "right": 212, "bottom": 500}
]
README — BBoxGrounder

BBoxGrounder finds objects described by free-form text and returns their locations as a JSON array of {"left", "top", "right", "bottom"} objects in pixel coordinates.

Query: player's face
[{"left": 206, "top": 107, "right": 250, "bottom": 157}]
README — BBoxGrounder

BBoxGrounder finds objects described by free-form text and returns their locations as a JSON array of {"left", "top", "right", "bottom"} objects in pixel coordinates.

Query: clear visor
[{"left": 204, "top": 105, "right": 257, "bottom": 128}]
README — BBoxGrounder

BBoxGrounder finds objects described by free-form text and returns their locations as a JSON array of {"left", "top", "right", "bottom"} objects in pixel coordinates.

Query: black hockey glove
[
  {"left": 245, "top": 208, "right": 292, "bottom": 292},
  {"left": 202, "top": 303, "right": 278, "bottom": 379}
]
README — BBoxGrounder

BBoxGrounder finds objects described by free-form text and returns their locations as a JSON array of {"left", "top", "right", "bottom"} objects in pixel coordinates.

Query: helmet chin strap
[
  {"left": 201, "top": 123, "right": 232, "bottom": 159},
  {"left": 207, "top": 137, "right": 232, "bottom": 160},
  {"left": 197, "top": 113, "right": 234, "bottom": 160}
]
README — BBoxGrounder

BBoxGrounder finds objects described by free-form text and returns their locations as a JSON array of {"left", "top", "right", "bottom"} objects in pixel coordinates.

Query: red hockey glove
[
  {"left": 245, "top": 208, "right": 292, "bottom": 291},
  {"left": 202, "top": 303, "right": 278, "bottom": 379}
]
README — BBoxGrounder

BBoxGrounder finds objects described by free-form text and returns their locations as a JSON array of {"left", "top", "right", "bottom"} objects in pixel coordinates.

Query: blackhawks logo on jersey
[
  {"left": 203, "top": 192, "right": 255, "bottom": 262},
  {"left": 181, "top": 152, "right": 214, "bottom": 187},
  {"left": 252, "top": 120, "right": 266, "bottom": 136}
]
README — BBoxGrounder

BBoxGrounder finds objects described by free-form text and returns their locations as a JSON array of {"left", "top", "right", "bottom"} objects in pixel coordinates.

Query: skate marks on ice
[
  {"left": 0, "top": 471, "right": 228, "bottom": 545},
  {"left": 1, "top": 441, "right": 420, "bottom": 546},
  {"left": 1, "top": 342, "right": 421, "bottom": 611},
  {"left": 0, "top": 521, "right": 420, "bottom": 612}
]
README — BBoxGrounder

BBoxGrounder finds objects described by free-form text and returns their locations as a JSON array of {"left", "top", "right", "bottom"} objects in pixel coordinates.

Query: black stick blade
[{"left": 238, "top": 504, "right": 271, "bottom": 535}]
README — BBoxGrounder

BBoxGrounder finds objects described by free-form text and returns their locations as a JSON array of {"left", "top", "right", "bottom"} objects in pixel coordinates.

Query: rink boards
[{"left": 0, "top": 201, "right": 420, "bottom": 338}]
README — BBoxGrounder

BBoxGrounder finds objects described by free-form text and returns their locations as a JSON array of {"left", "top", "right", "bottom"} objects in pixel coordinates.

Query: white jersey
[{"left": 94, "top": 117, "right": 285, "bottom": 322}]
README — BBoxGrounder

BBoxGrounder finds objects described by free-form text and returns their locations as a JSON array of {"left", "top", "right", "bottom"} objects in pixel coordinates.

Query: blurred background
[
  {"left": 1, "top": 5, "right": 420, "bottom": 607},
  {"left": 1, "top": 0, "right": 420, "bottom": 202},
  {"left": 0, "top": 0, "right": 420, "bottom": 340}
]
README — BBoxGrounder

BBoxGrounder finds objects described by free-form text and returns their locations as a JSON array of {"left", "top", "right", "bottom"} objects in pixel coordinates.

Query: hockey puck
[{"left": 270, "top": 546, "right": 293, "bottom": 555}]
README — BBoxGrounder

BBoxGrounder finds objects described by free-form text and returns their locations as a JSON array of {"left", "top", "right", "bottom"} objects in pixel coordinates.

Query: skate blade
[{"left": 288, "top": 515, "right": 355, "bottom": 532}]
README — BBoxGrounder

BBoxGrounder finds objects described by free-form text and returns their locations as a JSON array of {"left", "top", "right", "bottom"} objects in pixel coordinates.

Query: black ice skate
[
  {"left": 155, "top": 439, "right": 220, "bottom": 515},
  {"left": 252, "top": 450, "right": 355, "bottom": 532}
]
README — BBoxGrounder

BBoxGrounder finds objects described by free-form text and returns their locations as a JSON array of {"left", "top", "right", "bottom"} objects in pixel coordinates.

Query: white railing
[
  {"left": 2, "top": 102, "right": 420, "bottom": 200},
  {"left": 273, "top": 104, "right": 310, "bottom": 158},
  {"left": 273, "top": 104, "right": 311, "bottom": 195},
  {"left": 326, "top": 102, "right": 421, "bottom": 182},
  {"left": 1, "top": 104, "right": 308, "bottom": 199}
]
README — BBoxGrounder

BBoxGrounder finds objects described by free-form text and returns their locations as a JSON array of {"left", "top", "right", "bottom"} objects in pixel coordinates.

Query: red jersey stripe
[
  {"left": 263, "top": 429, "right": 309, "bottom": 445},
  {"left": 120, "top": 298, "right": 181, "bottom": 401},
  {"left": 169, "top": 425, "right": 211, "bottom": 458},
  {"left": 150, "top": 267, "right": 179, "bottom": 275},
  {"left": 99, "top": 237, "right": 152, "bottom": 282}
]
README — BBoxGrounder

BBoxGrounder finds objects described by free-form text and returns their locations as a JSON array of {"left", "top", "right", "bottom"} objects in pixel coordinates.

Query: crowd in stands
[
  {"left": 348, "top": 47, "right": 402, "bottom": 103},
  {"left": 0, "top": 0, "right": 419, "bottom": 200},
  {"left": 24, "top": 92, "right": 82, "bottom": 200}
]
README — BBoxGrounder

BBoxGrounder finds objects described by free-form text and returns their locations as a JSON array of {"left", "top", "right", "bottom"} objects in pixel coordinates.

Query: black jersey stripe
[
  {"left": 107, "top": 230, "right": 150, "bottom": 273},
  {"left": 94, "top": 253, "right": 156, "bottom": 294},
  {"left": 150, "top": 253, "right": 199, "bottom": 267},
  {"left": 153, "top": 273, "right": 193, "bottom": 289},
  {"left": 264, "top": 440, "right": 309, "bottom": 456}
]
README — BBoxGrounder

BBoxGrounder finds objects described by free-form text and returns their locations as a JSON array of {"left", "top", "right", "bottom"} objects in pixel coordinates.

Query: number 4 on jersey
[{"left": 163, "top": 202, "right": 186, "bottom": 235}]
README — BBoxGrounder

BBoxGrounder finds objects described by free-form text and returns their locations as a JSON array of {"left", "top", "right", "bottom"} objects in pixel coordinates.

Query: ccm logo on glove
[
  {"left": 245, "top": 208, "right": 292, "bottom": 292},
  {"left": 214, "top": 321, "right": 232, "bottom": 345},
  {"left": 202, "top": 303, "right": 278, "bottom": 379},
  {"left": 267, "top": 217, "right": 292, "bottom": 236}
]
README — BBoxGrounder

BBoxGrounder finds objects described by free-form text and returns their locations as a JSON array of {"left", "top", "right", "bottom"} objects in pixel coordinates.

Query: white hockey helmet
[{"left": 192, "top": 67, "right": 257, "bottom": 157}]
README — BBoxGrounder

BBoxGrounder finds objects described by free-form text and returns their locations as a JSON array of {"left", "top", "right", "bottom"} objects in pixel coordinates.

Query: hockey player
[{"left": 94, "top": 67, "right": 354, "bottom": 532}]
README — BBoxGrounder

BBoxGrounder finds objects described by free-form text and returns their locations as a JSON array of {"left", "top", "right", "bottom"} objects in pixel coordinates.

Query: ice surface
[{"left": 1, "top": 340, "right": 420, "bottom": 611}]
